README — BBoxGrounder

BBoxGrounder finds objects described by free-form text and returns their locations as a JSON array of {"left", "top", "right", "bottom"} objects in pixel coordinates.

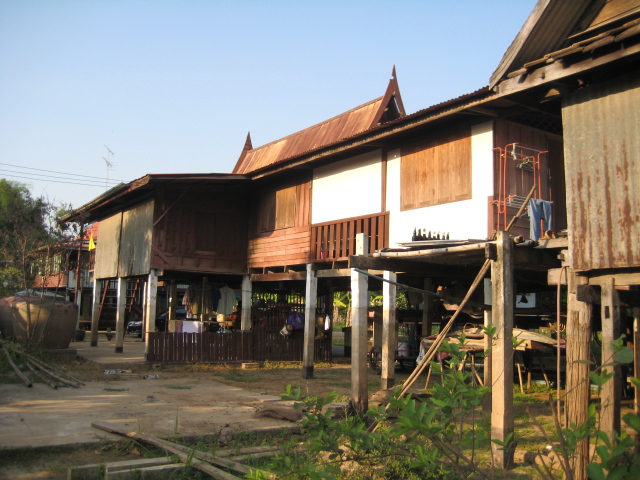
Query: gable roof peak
[{"left": 231, "top": 71, "right": 406, "bottom": 175}]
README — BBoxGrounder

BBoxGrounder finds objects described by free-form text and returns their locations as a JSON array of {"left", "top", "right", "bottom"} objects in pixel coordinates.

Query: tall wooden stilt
[
  {"left": 600, "top": 277, "right": 621, "bottom": 437},
  {"left": 90, "top": 278, "right": 101, "bottom": 347},
  {"left": 114, "top": 277, "right": 126, "bottom": 353},
  {"left": 381, "top": 270, "right": 397, "bottom": 390},
  {"left": 566, "top": 270, "right": 592, "bottom": 480},
  {"left": 351, "top": 233, "right": 369, "bottom": 413},
  {"left": 490, "top": 231, "right": 515, "bottom": 469},
  {"left": 303, "top": 264, "right": 318, "bottom": 379},
  {"left": 422, "top": 278, "right": 434, "bottom": 337},
  {"left": 483, "top": 279, "right": 492, "bottom": 414},
  {"left": 168, "top": 280, "right": 177, "bottom": 320},
  {"left": 144, "top": 269, "right": 158, "bottom": 357}
]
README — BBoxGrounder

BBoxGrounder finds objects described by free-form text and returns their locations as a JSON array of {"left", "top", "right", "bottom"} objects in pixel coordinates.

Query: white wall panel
[{"left": 312, "top": 150, "right": 382, "bottom": 224}]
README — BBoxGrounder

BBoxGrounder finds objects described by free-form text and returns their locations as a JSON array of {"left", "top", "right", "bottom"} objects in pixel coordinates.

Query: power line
[
  {"left": 0, "top": 162, "right": 127, "bottom": 182},
  {"left": 1, "top": 172, "right": 124, "bottom": 188},
  {"left": 2, "top": 168, "right": 122, "bottom": 186}
]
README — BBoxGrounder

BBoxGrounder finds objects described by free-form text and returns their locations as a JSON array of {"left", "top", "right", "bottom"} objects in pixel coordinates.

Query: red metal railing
[{"left": 310, "top": 212, "right": 389, "bottom": 261}]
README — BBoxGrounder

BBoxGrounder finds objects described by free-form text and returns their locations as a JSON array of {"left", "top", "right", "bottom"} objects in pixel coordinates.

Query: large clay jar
[{"left": 0, "top": 294, "right": 78, "bottom": 349}]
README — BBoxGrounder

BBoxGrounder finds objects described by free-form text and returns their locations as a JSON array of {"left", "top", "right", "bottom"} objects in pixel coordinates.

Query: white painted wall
[
  {"left": 386, "top": 122, "right": 494, "bottom": 247},
  {"left": 311, "top": 150, "right": 382, "bottom": 224}
]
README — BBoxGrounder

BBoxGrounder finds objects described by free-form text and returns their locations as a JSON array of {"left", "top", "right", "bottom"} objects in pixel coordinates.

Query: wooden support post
[
  {"left": 381, "top": 270, "right": 397, "bottom": 389},
  {"left": 491, "top": 231, "right": 515, "bottom": 469},
  {"left": 114, "top": 277, "right": 126, "bottom": 353},
  {"left": 144, "top": 269, "right": 158, "bottom": 356},
  {"left": 351, "top": 233, "right": 369, "bottom": 414},
  {"left": 302, "top": 264, "right": 317, "bottom": 380},
  {"left": 90, "top": 278, "right": 101, "bottom": 347},
  {"left": 168, "top": 280, "right": 177, "bottom": 320},
  {"left": 422, "top": 278, "right": 434, "bottom": 337},
  {"left": 241, "top": 275, "right": 252, "bottom": 331},
  {"left": 635, "top": 308, "right": 640, "bottom": 418},
  {"left": 483, "top": 279, "right": 492, "bottom": 413},
  {"left": 566, "top": 270, "right": 592, "bottom": 480},
  {"left": 600, "top": 277, "right": 621, "bottom": 438},
  {"left": 634, "top": 307, "right": 640, "bottom": 452}
]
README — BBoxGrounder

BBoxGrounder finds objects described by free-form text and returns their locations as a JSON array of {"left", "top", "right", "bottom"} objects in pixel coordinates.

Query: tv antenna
[{"left": 103, "top": 145, "right": 115, "bottom": 188}]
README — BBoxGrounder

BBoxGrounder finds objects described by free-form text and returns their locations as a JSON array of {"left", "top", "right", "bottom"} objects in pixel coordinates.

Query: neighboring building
[{"left": 489, "top": 0, "right": 640, "bottom": 476}]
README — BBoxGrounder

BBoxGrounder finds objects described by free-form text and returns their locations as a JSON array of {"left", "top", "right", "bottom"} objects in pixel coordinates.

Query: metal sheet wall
[
  {"left": 562, "top": 73, "right": 640, "bottom": 270},
  {"left": 94, "top": 212, "right": 122, "bottom": 279},
  {"left": 118, "top": 200, "right": 154, "bottom": 277}
]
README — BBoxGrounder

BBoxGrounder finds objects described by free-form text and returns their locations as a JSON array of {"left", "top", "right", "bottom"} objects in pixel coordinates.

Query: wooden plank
[
  {"left": 68, "top": 456, "right": 176, "bottom": 479},
  {"left": 91, "top": 422, "right": 250, "bottom": 479}
]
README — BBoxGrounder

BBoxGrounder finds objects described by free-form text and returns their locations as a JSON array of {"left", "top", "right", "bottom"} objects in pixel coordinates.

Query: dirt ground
[
  {"left": 5, "top": 350, "right": 629, "bottom": 480},
  {"left": 0, "top": 353, "right": 414, "bottom": 480}
]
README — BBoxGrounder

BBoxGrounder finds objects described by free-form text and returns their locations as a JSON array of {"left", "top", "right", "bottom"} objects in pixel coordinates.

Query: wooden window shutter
[
  {"left": 275, "top": 185, "right": 296, "bottom": 229},
  {"left": 401, "top": 128, "right": 471, "bottom": 210}
]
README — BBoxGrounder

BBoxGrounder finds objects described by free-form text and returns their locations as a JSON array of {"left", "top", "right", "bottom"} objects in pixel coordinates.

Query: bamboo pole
[
  {"left": 2, "top": 346, "right": 32, "bottom": 387},
  {"left": 26, "top": 361, "right": 58, "bottom": 389},
  {"left": 28, "top": 360, "right": 81, "bottom": 388}
]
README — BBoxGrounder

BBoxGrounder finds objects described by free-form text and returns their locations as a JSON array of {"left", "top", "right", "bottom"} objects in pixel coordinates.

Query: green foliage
[
  {"left": 0, "top": 179, "right": 76, "bottom": 306},
  {"left": 276, "top": 337, "right": 491, "bottom": 479}
]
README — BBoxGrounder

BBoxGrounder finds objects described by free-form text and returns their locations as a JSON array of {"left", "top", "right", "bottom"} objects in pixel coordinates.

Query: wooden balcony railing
[{"left": 310, "top": 212, "right": 389, "bottom": 262}]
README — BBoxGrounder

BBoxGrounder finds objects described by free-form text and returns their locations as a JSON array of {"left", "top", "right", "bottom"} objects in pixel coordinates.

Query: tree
[{"left": 0, "top": 179, "right": 68, "bottom": 339}]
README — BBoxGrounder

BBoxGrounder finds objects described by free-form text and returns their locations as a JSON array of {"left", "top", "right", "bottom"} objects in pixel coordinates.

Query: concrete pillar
[
  {"left": 144, "top": 269, "right": 158, "bottom": 356},
  {"left": 381, "top": 270, "right": 397, "bottom": 389},
  {"left": 90, "top": 278, "right": 101, "bottom": 347},
  {"left": 490, "top": 231, "right": 515, "bottom": 469},
  {"left": 241, "top": 275, "right": 252, "bottom": 331},
  {"left": 114, "top": 277, "right": 127, "bottom": 353},
  {"left": 302, "top": 264, "right": 318, "bottom": 379},
  {"left": 351, "top": 233, "right": 369, "bottom": 413},
  {"left": 600, "top": 277, "right": 621, "bottom": 438}
]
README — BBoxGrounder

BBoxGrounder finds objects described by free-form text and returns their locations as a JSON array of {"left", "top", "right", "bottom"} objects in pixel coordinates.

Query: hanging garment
[
  {"left": 528, "top": 199, "right": 553, "bottom": 241},
  {"left": 217, "top": 286, "right": 237, "bottom": 315}
]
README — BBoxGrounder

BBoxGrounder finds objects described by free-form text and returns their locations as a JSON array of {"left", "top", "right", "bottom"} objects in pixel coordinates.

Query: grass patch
[
  {"left": 164, "top": 385, "right": 193, "bottom": 390},
  {"left": 103, "top": 388, "right": 129, "bottom": 392}
]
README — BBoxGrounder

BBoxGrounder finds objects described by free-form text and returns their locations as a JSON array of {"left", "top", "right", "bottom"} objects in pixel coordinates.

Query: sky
[{"left": 0, "top": 0, "right": 537, "bottom": 210}]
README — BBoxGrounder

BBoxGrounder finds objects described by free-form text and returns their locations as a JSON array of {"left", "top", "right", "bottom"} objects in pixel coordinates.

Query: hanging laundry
[
  {"left": 528, "top": 199, "right": 553, "bottom": 241},
  {"left": 217, "top": 285, "right": 237, "bottom": 315}
]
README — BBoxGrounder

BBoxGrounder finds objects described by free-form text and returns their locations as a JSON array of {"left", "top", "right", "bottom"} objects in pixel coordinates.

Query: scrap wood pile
[
  {"left": 0, "top": 338, "right": 84, "bottom": 389},
  {"left": 73, "top": 421, "right": 297, "bottom": 479}
]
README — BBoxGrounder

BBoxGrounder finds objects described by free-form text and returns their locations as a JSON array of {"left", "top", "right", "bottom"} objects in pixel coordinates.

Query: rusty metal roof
[
  {"left": 232, "top": 71, "right": 405, "bottom": 175},
  {"left": 491, "top": 0, "right": 640, "bottom": 89}
]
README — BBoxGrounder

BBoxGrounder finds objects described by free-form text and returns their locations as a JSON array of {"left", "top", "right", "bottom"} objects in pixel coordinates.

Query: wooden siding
[
  {"left": 491, "top": 119, "right": 566, "bottom": 236},
  {"left": 247, "top": 178, "right": 311, "bottom": 269},
  {"left": 310, "top": 212, "right": 389, "bottom": 261},
  {"left": 562, "top": 73, "right": 640, "bottom": 270},
  {"left": 152, "top": 186, "right": 249, "bottom": 274},
  {"left": 248, "top": 226, "right": 311, "bottom": 268},
  {"left": 32, "top": 272, "right": 68, "bottom": 289},
  {"left": 401, "top": 128, "right": 472, "bottom": 210}
]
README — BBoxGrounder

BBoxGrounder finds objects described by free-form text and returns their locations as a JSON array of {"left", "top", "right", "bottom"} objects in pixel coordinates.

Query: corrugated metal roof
[
  {"left": 490, "top": 0, "right": 601, "bottom": 89},
  {"left": 232, "top": 72, "right": 405, "bottom": 175}
]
